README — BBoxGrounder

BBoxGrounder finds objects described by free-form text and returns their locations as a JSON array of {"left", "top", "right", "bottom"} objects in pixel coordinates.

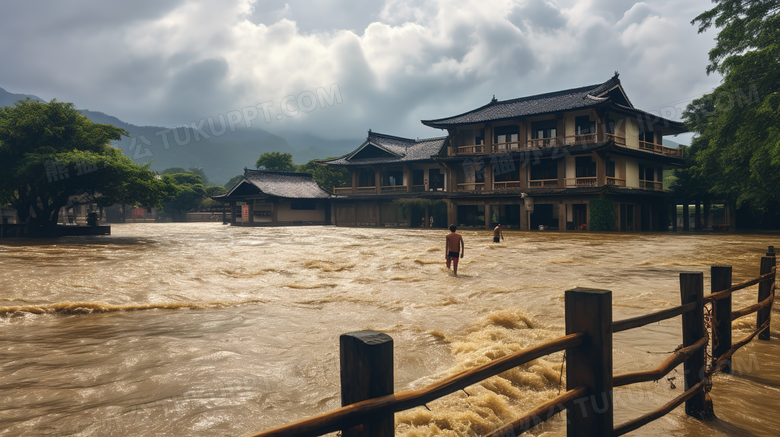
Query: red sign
[{"left": 242, "top": 204, "right": 249, "bottom": 222}]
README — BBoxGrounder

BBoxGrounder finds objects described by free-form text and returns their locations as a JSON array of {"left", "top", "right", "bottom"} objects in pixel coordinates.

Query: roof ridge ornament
[
  {"left": 613, "top": 71, "right": 619, "bottom": 79},
  {"left": 491, "top": 94, "right": 497, "bottom": 103}
]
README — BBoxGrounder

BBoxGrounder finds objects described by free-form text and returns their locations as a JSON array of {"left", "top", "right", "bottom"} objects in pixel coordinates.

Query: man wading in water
[
  {"left": 445, "top": 225, "right": 465, "bottom": 276},
  {"left": 493, "top": 223, "right": 504, "bottom": 243}
]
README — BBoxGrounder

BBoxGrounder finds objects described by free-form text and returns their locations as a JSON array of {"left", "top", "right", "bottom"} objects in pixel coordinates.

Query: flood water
[{"left": 0, "top": 223, "right": 778, "bottom": 437}]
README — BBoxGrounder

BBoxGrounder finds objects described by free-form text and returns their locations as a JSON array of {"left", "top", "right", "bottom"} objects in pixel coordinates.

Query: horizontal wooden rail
[
  {"left": 613, "top": 334, "right": 708, "bottom": 387},
  {"left": 705, "top": 267, "right": 776, "bottom": 303},
  {"left": 613, "top": 380, "right": 705, "bottom": 436},
  {"left": 731, "top": 285, "right": 775, "bottom": 321},
  {"left": 246, "top": 333, "right": 584, "bottom": 437},
  {"left": 613, "top": 302, "right": 696, "bottom": 333},
  {"left": 484, "top": 385, "right": 588, "bottom": 437},
  {"left": 713, "top": 318, "right": 771, "bottom": 373}
]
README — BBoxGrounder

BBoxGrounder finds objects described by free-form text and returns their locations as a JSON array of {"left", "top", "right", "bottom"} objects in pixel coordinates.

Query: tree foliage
[
  {"left": 0, "top": 99, "right": 176, "bottom": 235},
  {"left": 255, "top": 151, "right": 296, "bottom": 172},
  {"left": 675, "top": 0, "right": 780, "bottom": 227},
  {"left": 589, "top": 198, "right": 617, "bottom": 231},
  {"left": 297, "top": 158, "right": 351, "bottom": 192},
  {"left": 224, "top": 174, "right": 243, "bottom": 190}
]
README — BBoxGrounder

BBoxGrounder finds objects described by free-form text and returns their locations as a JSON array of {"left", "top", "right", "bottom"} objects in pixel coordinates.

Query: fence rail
[{"left": 245, "top": 246, "right": 777, "bottom": 437}]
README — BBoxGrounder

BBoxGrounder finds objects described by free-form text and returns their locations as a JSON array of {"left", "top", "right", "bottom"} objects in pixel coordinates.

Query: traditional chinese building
[
  {"left": 324, "top": 73, "right": 687, "bottom": 231},
  {"left": 214, "top": 169, "right": 332, "bottom": 226}
]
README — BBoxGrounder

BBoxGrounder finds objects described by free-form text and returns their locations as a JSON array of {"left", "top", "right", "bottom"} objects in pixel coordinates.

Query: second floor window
[
  {"left": 532, "top": 120, "right": 557, "bottom": 139},
  {"left": 494, "top": 126, "right": 520, "bottom": 144},
  {"left": 575, "top": 157, "right": 596, "bottom": 178},
  {"left": 639, "top": 130, "right": 654, "bottom": 143},
  {"left": 384, "top": 170, "right": 404, "bottom": 186},
  {"left": 358, "top": 169, "right": 375, "bottom": 187},
  {"left": 575, "top": 116, "right": 595, "bottom": 135},
  {"left": 413, "top": 169, "right": 425, "bottom": 186},
  {"left": 530, "top": 159, "right": 558, "bottom": 180},
  {"left": 607, "top": 160, "right": 616, "bottom": 178}
]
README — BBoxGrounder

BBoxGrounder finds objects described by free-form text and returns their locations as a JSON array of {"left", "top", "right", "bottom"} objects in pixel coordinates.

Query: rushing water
[{"left": 0, "top": 224, "right": 778, "bottom": 437}]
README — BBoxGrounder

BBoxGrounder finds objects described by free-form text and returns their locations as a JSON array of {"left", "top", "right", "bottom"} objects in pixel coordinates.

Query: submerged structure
[{"left": 217, "top": 73, "right": 689, "bottom": 231}]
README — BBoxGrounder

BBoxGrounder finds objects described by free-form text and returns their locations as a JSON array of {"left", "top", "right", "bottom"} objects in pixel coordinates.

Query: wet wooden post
[
  {"left": 711, "top": 266, "right": 733, "bottom": 373},
  {"left": 680, "top": 272, "right": 707, "bottom": 418},
  {"left": 340, "top": 330, "right": 394, "bottom": 437},
  {"left": 565, "top": 288, "right": 612, "bottom": 437},
  {"left": 757, "top": 256, "right": 774, "bottom": 341}
]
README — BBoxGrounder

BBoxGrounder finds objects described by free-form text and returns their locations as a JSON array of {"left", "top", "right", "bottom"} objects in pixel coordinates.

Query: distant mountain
[
  {"left": 663, "top": 139, "right": 686, "bottom": 148},
  {"left": 0, "top": 86, "right": 47, "bottom": 107}
]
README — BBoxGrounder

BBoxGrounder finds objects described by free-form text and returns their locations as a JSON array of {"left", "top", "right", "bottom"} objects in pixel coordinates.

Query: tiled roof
[
  {"left": 322, "top": 131, "right": 447, "bottom": 166},
  {"left": 421, "top": 75, "right": 623, "bottom": 128},
  {"left": 219, "top": 170, "right": 332, "bottom": 199}
]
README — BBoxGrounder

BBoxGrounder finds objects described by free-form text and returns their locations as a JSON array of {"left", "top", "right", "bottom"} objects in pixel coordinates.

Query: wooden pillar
[
  {"left": 703, "top": 201, "right": 712, "bottom": 229},
  {"left": 340, "top": 331, "right": 394, "bottom": 437},
  {"left": 559, "top": 203, "right": 566, "bottom": 231},
  {"left": 404, "top": 165, "right": 411, "bottom": 193},
  {"left": 712, "top": 266, "right": 733, "bottom": 373},
  {"left": 520, "top": 203, "right": 529, "bottom": 231},
  {"left": 728, "top": 202, "right": 737, "bottom": 231},
  {"left": 485, "top": 123, "right": 493, "bottom": 155},
  {"left": 247, "top": 200, "right": 254, "bottom": 224},
  {"left": 484, "top": 158, "right": 493, "bottom": 191},
  {"left": 485, "top": 202, "right": 492, "bottom": 230},
  {"left": 230, "top": 202, "right": 237, "bottom": 225},
  {"left": 557, "top": 158, "right": 565, "bottom": 188},
  {"left": 694, "top": 202, "right": 701, "bottom": 230},
  {"left": 374, "top": 167, "right": 381, "bottom": 195},
  {"left": 376, "top": 202, "right": 381, "bottom": 226},
  {"left": 332, "top": 203, "right": 338, "bottom": 226},
  {"left": 757, "top": 256, "right": 774, "bottom": 340},
  {"left": 565, "top": 288, "right": 613, "bottom": 437},
  {"left": 351, "top": 169, "right": 358, "bottom": 195},
  {"left": 672, "top": 204, "right": 678, "bottom": 232},
  {"left": 353, "top": 204, "right": 358, "bottom": 227},
  {"left": 271, "top": 201, "right": 278, "bottom": 226},
  {"left": 446, "top": 200, "right": 456, "bottom": 227},
  {"left": 519, "top": 163, "right": 528, "bottom": 189},
  {"left": 682, "top": 204, "right": 689, "bottom": 231},
  {"left": 680, "top": 272, "right": 707, "bottom": 418}
]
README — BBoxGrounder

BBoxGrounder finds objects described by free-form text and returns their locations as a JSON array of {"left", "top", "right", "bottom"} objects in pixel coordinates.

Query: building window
[
  {"left": 607, "top": 160, "right": 616, "bottom": 178},
  {"left": 358, "top": 169, "right": 375, "bottom": 187},
  {"left": 530, "top": 159, "right": 558, "bottom": 180},
  {"left": 575, "top": 116, "right": 595, "bottom": 135},
  {"left": 575, "top": 157, "right": 596, "bottom": 178},
  {"left": 531, "top": 120, "right": 557, "bottom": 139},
  {"left": 606, "top": 119, "right": 616, "bottom": 135},
  {"left": 412, "top": 169, "right": 425, "bottom": 186},
  {"left": 639, "top": 130, "right": 654, "bottom": 143},
  {"left": 429, "top": 168, "right": 444, "bottom": 190},
  {"left": 494, "top": 126, "right": 520, "bottom": 144},
  {"left": 475, "top": 129, "right": 485, "bottom": 145},
  {"left": 291, "top": 201, "right": 316, "bottom": 210},
  {"left": 384, "top": 170, "right": 404, "bottom": 186}
]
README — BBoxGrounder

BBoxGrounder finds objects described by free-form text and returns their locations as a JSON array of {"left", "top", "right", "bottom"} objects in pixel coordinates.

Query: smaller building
[{"left": 213, "top": 169, "right": 332, "bottom": 226}]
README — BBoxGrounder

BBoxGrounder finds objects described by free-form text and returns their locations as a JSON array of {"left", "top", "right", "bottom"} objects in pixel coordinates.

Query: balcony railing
[
  {"left": 493, "top": 181, "right": 523, "bottom": 190},
  {"left": 457, "top": 182, "right": 485, "bottom": 191},
  {"left": 606, "top": 177, "right": 626, "bottom": 187},
  {"left": 380, "top": 185, "right": 407, "bottom": 193},
  {"left": 564, "top": 134, "right": 598, "bottom": 146},
  {"left": 410, "top": 185, "right": 426, "bottom": 192},
  {"left": 355, "top": 186, "right": 377, "bottom": 195},
  {"left": 639, "top": 180, "right": 664, "bottom": 191},
  {"left": 529, "top": 179, "right": 559, "bottom": 188},
  {"left": 606, "top": 133, "right": 626, "bottom": 146},
  {"left": 457, "top": 144, "right": 486, "bottom": 155},
  {"left": 565, "top": 177, "right": 597, "bottom": 187},
  {"left": 639, "top": 141, "right": 683, "bottom": 158},
  {"left": 492, "top": 141, "right": 525, "bottom": 153},
  {"left": 527, "top": 137, "right": 558, "bottom": 149},
  {"left": 333, "top": 186, "right": 353, "bottom": 194}
]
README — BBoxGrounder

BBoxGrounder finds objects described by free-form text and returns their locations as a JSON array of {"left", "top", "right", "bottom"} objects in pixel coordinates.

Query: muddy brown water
[{"left": 0, "top": 223, "right": 778, "bottom": 436}]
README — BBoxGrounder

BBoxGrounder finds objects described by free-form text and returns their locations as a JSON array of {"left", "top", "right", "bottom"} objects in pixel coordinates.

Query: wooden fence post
[
  {"left": 757, "top": 256, "right": 774, "bottom": 341},
  {"left": 680, "top": 272, "right": 707, "bottom": 418},
  {"left": 565, "top": 288, "right": 612, "bottom": 437},
  {"left": 711, "top": 266, "right": 732, "bottom": 374},
  {"left": 340, "top": 330, "right": 394, "bottom": 437}
]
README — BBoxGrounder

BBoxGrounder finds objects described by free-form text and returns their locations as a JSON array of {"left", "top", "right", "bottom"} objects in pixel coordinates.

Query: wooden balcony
[
  {"left": 457, "top": 182, "right": 485, "bottom": 191},
  {"left": 606, "top": 133, "right": 626, "bottom": 146},
  {"left": 564, "top": 134, "right": 598, "bottom": 146},
  {"left": 639, "top": 180, "right": 664, "bottom": 191},
  {"left": 355, "top": 186, "right": 377, "bottom": 195},
  {"left": 529, "top": 179, "right": 559, "bottom": 188},
  {"left": 606, "top": 177, "right": 626, "bottom": 187},
  {"left": 639, "top": 141, "right": 683, "bottom": 157},
  {"left": 527, "top": 138, "right": 559, "bottom": 149},
  {"left": 565, "top": 177, "right": 597, "bottom": 187},
  {"left": 492, "top": 141, "right": 525, "bottom": 153},
  {"left": 456, "top": 144, "right": 486, "bottom": 155},
  {"left": 333, "top": 186, "right": 354, "bottom": 194},
  {"left": 493, "top": 181, "right": 523, "bottom": 190},
  {"left": 380, "top": 185, "right": 407, "bottom": 193}
]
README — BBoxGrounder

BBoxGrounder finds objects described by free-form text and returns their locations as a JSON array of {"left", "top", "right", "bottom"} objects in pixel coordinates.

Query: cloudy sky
[{"left": 0, "top": 0, "right": 721, "bottom": 143}]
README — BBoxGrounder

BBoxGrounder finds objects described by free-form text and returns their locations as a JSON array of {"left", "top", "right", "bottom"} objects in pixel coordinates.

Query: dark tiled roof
[
  {"left": 421, "top": 76, "right": 621, "bottom": 128},
  {"left": 219, "top": 170, "right": 332, "bottom": 199},
  {"left": 322, "top": 131, "right": 447, "bottom": 166}
]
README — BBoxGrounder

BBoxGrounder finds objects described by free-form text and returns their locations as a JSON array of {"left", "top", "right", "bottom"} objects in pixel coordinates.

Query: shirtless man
[
  {"left": 493, "top": 223, "right": 504, "bottom": 243},
  {"left": 445, "top": 225, "right": 465, "bottom": 276}
]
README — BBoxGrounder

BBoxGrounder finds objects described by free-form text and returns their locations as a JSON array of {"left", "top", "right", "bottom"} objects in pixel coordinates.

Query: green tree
[
  {"left": 162, "top": 173, "right": 207, "bottom": 221},
  {"left": 679, "top": 0, "right": 780, "bottom": 227},
  {"left": 160, "top": 167, "right": 187, "bottom": 175},
  {"left": 200, "top": 185, "right": 227, "bottom": 209},
  {"left": 0, "top": 99, "right": 176, "bottom": 235},
  {"left": 297, "top": 159, "right": 351, "bottom": 192},
  {"left": 187, "top": 167, "right": 210, "bottom": 185},
  {"left": 255, "top": 151, "right": 296, "bottom": 172}
]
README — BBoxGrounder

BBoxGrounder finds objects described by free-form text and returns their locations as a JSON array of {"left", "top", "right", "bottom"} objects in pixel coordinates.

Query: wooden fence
[{"left": 244, "top": 246, "right": 777, "bottom": 437}]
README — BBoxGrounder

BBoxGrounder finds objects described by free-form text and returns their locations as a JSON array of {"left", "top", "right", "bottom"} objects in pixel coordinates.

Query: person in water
[
  {"left": 445, "top": 224, "right": 465, "bottom": 276},
  {"left": 493, "top": 223, "right": 504, "bottom": 243}
]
